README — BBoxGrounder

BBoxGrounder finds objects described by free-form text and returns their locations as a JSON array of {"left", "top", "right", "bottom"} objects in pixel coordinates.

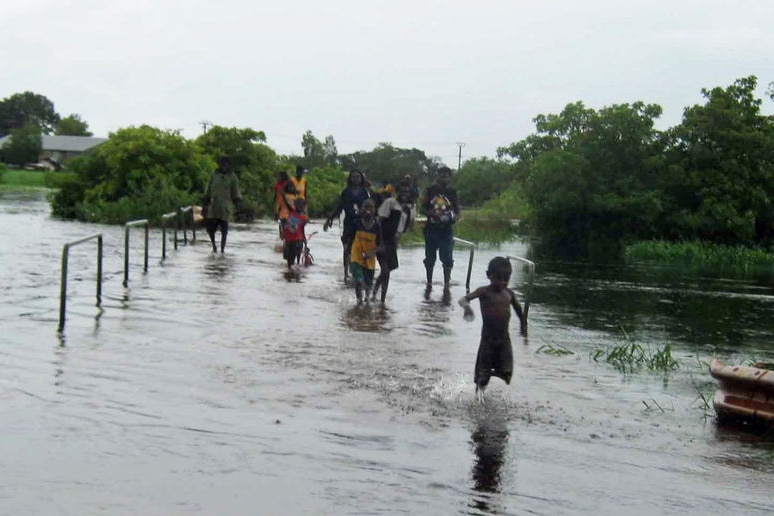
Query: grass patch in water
[
  {"left": 535, "top": 343, "right": 575, "bottom": 356},
  {"left": 625, "top": 240, "right": 774, "bottom": 275},
  {"left": 590, "top": 327, "right": 679, "bottom": 373}
]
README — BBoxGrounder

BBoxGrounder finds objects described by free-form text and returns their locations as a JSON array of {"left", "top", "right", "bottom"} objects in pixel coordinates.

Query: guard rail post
[
  {"left": 123, "top": 219, "right": 149, "bottom": 287},
  {"left": 453, "top": 237, "right": 476, "bottom": 294},
  {"left": 58, "top": 233, "right": 103, "bottom": 332},
  {"left": 161, "top": 212, "right": 177, "bottom": 261},
  {"left": 178, "top": 206, "right": 193, "bottom": 245},
  {"left": 507, "top": 255, "right": 536, "bottom": 320}
]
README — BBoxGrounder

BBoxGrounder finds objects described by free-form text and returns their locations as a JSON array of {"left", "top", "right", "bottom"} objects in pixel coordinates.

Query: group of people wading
[
  {"left": 321, "top": 167, "right": 465, "bottom": 306},
  {"left": 321, "top": 168, "right": 416, "bottom": 305},
  {"left": 202, "top": 159, "right": 463, "bottom": 306},
  {"left": 201, "top": 157, "right": 527, "bottom": 402}
]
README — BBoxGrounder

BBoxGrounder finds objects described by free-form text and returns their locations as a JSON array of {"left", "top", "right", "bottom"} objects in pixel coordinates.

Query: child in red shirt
[{"left": 282, "top": 198, "right": 309, "bottom": 269}]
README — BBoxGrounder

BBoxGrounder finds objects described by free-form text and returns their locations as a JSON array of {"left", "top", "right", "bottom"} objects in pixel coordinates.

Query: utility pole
[
  {"left": 456, "top": 142, "right": 466, "bottom": 172},
  {"left": 199, "top": 120, "right": 214, "bottom": 134}
]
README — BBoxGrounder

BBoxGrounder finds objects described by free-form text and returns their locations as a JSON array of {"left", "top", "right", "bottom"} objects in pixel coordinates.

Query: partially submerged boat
[{"left": 709, "top": 358, "right": 774, "bottom": 426}]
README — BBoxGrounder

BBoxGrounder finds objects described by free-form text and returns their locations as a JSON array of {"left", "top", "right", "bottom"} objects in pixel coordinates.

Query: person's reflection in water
[
  {"left": 468, "top": 409, "right": 510, "bottom": 514},
  {"left": 340, "top": 304, "right": 390, "bottom": 333},
  {"left": 203, "top": 254, "right": 232, "bottom": 279},
  {"left": 282, "top": 269, "right": 301, "bottom": 282}
]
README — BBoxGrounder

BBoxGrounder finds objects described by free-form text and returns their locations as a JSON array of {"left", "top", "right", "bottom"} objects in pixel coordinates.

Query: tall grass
[
  {"left": 0, "top": 168, "right": 49, "bottom": 189},
  {"left": 625, "top": 240, "right": 774, "bottom": 275}
]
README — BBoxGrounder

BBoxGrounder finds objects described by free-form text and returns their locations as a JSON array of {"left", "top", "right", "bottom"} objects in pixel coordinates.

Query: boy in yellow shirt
[{"left": 349, "top": 198, "right": 383, "bottom": 304}]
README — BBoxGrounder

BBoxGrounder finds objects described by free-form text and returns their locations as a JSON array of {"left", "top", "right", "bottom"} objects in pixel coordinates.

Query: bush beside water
[{"left": 625, "top": 240, "right": 774, "bottom": 276}]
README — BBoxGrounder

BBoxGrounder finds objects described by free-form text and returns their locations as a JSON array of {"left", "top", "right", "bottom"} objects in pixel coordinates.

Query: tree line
[
  {"left": 2, "top": 76, "right": 773, "bottom": 259},
  {"left": 463, "top": 76, "right": 774, "bottom": 258}
]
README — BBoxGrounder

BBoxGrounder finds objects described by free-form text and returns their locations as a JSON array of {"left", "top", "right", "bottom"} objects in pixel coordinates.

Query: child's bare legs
[
  {"left": 342, "top": 233, "right": 354, "bottom": 282},
  {"left": 355, "top": 281, "right": 364, "bottom": 304}
]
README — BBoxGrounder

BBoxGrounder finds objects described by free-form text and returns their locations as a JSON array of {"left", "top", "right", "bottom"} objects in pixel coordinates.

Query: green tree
[
  {"left": 305, "top": 164, "right": 348, "bottom": 217},
  {"left": 301, "top": 130, "right": 325, "bottom": 169},
  {"left": 322, "top": 135, "right": 338, "bottom": 166},
  {"left": 56, "top": 114, "right": 93, "bottom": 136},
  {"left": 340, "top": 143, "right": 443, "bottom": 188},
  {"left": 501, "top": 101, "right": 665, "bottom": 258},
  {"left": 0, "top": 124, "right": 42, "bottom": 165},
  {"left": 49, "top": 125, "right": 211, "bottom": 224},
  {"left": 453, "top": 157, "right": 515, "bottom": 207},
  {"left": 665, "top": 76, "right": 774, "bottom": 246},
  {"left": 298, "top": 130, "right": 339, "bottom": 169},
  {"left": 0, "top": 91, "right": 60, "bottom": 134}
]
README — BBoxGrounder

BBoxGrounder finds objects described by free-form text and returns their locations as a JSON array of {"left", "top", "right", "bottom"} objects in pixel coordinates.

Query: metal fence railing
[
  {"left": 507, "top": 255, "right": 535, "bottom": 318},
  {"left": 178, "top": 205, "right": 197, "bottom": 245},
  {"left": 453, "top": 237, "right": 476, "bottom": 294},
  {"left": 59, "top": 233, "right": 103, "bottom": 332},
  {"left": 58, "top": 206, "right": 200, "bottom": 330},
  {"left": 123, "top": 219, "right": 149, "bottom": 287}
]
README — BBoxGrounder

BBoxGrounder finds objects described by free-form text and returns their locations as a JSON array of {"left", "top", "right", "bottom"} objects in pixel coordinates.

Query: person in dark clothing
[
  {"left": 372, "top": 184, "right": 412, "bottom": 304},
  {"left": 421, "top": 166, "right": 460, "bottom": 295},
  {"left": 458, "top": 257, "right": 527, "bottom": 403},
  {"left": 202, "top": 155, "right": 241, "bottom": 253},
  {"left": 323, "top": 169, "right": 373, "bottom": 281}
]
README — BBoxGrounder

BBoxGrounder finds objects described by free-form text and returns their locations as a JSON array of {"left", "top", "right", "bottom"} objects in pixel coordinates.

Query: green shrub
[{"left": 625, "top": 240, "right": 774, "bottom": 275}]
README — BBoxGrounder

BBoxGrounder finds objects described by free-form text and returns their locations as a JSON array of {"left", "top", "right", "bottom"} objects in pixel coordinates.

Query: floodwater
[{"left": 1, "top": 190, "right": 772, "bottom": 516}]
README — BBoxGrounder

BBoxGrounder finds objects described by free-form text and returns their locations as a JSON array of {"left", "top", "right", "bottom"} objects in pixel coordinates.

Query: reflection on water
[
  {"left": 468, "top": 405, "right": 510, "bottom": 515},
  {"left": 282, "top": 269, "right": 302, "bottom": 282},
  {"left": 203, "top": 253, "right": 234, "bottom": 278},
  {"left": 340, "top": 304, "right": 392, "bottom": 333}
]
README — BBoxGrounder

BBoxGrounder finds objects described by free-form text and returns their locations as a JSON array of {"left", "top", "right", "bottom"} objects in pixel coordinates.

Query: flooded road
[{"left": 1, "top": 190, "right": 772, "bottom": 515}]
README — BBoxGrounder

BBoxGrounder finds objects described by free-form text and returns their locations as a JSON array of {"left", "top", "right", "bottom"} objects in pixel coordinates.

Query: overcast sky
[{"left": 2, "top": 0, "right": 772, "bottom": 165}]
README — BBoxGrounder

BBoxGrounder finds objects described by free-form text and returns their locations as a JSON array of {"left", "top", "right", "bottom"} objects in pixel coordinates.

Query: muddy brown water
[{"left": 1, "top": 190, "right": 772, "bottom": 515}]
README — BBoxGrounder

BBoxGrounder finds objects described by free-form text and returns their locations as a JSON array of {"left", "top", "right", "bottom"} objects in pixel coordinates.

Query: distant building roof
[
  {"left": 0, "top": 134, "right": 108, "bottom": 152},
  {"left": 42, "top": 135, "right": 108, "bottom": 152}
]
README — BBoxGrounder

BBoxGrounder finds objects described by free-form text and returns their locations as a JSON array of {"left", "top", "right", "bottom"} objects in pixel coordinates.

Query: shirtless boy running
[{"left": 459, "top": 257, "right": 527, "bottom": 402}]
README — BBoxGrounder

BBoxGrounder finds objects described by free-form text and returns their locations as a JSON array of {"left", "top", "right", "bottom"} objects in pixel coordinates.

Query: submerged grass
[
  {"left": 535, "top": 343, "right": 575, "bottom": 356},
  {"left": 625, "top": 240, "right": 774, "bottom": 275},
  {"left": 590, "top": 326, "right": 679, "bottom": 374}
]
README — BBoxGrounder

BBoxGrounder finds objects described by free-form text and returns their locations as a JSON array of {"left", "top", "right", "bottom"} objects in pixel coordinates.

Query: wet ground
[{"left": 1, "top": 190, "right": 772, "bottom": 515}]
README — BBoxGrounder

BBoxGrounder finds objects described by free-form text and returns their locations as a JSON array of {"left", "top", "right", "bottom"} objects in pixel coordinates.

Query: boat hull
[{"left": 709, "top": 358, "right": 774, "bottom": 424}]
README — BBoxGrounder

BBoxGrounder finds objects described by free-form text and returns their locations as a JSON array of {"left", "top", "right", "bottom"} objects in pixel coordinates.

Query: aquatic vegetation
[
  {"left": 641, "top": 399, "right": 673, "bottom": 413},
  {"left": 535, "top": 343, "right": 575, "bottom": 356},
  {"left": 743, "top": 359, "right": 774, "bottom": 370},
  {"left": 692, "top": 379, "right": 714, "bottom": 421},
  {"left": 624, "top": 240, "right": 774, "bottom": 275},
  {"left": 591, "top": 328, "right": 679, "bottom": 373}
]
